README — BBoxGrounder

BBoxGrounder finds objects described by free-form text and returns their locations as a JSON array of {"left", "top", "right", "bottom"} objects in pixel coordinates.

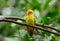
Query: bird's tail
[{"left": 27, "top": 27, "right": 34, "bottom": 37}]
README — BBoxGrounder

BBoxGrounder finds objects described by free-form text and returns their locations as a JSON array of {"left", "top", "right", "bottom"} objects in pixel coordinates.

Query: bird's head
[{"left": 27, "top": 9, "right": 33, "bottom": 15}]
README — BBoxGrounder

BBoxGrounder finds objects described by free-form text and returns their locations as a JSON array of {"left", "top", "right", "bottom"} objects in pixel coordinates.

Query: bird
[{"left": 26, "top": 9, "right": 36, "bottom": 37}]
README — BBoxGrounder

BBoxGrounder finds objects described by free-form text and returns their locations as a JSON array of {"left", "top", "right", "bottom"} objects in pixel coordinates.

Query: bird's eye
[{"left": 29, "top": 12, "right": 32, "bottom": 13}]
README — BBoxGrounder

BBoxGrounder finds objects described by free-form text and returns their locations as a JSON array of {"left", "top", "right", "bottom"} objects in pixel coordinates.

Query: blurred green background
[{"left": 0, "top": 0, "right": 60, "bottom": 41}]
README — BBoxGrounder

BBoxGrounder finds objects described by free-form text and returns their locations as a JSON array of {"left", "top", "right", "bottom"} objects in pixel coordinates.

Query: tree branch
[
  {"left": 4, "top": 16, "right": 60, "bottom": 33},
  {"left": 0, "top": 19, "right": 60, "bottom": 36}
]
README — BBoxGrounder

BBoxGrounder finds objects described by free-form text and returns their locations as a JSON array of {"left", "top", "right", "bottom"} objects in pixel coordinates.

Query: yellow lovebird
[{"left": 26, "top": 9, "right": 36, "bottom": 37}]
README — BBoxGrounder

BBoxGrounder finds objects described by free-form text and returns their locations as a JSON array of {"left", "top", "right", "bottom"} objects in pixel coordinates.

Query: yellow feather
[{"left": 26, "top": 9, "right": 36, "bottom": 36}]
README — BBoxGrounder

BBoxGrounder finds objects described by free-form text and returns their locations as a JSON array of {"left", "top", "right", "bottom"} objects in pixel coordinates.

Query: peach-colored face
[{"left": 27, "top": 10, "right": 33, "bottom": 15}]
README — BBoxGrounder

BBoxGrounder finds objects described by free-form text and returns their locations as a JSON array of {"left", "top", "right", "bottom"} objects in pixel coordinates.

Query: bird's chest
[{"left": 26, "top": 17, "right": 34, "bottom": 25}]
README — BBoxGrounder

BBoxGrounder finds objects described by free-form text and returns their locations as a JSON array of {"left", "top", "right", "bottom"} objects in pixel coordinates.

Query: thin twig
[
  {"left": 0, "top": 19, "right": 60, "bottom": 36},
  {"left": 4, "top": 16, "right": 60, "bottom": 32}
]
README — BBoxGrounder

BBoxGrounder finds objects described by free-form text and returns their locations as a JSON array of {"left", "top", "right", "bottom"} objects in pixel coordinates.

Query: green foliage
[
  {"left": 43, "top": 0, "right": 51, "bottom": 9},
  {"left": 13, "top": 0, "right": 20, "bottom": 8},
  {"left": 0, "top": 23, "right": 16, "bottom": 37},
  {"left": 32, "top": 0, "right": 41, "bottom": 10},
  {"left": 0, "top": 0, "right": 60, "bottom": 41},
  {"left": 23, "top": 34, "right": 31, "bottom": 41}
]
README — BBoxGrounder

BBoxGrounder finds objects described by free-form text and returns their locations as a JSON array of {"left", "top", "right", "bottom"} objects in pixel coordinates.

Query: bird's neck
[{"left": 28, "top": 14, "right": 34, "bottom": 17}]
